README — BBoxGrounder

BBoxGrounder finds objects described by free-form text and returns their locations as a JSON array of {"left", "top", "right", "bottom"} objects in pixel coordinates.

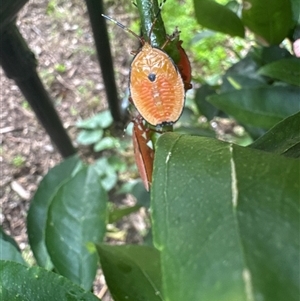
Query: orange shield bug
[
  {"left": 132, "top": 114, "right": 155, "bottom": 191},
  {"left": 102, "top": 2, "right": 186, "bottom": 127}
]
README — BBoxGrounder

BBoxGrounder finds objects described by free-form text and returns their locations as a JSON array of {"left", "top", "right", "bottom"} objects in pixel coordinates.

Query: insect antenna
[{"left": 101, "top": 14, "right": 143, "bottom": 44}]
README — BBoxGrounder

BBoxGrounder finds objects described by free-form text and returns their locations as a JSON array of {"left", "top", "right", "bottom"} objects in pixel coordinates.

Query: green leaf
[
  {"left": 0, "top": 228, "right": 26, "bottom": 265},
  {"left": 252, "top": 45, "right": 293, "bottom": 65},
  {"left": 193, "top": 0, "right": 244, "bottom": 37},
  {"left": 108, "top": 205, "right": 141, "bottom": 224},
  {"left": 151, "top": 133, "right": 299, "bottom": 301},
  {"left": 242, "top": 0, "right": 294, "bottom": 44},
  {"left": 27, "top": 155, "right": 82, "bottom": 269},
  {"left": 195, "top": 84, "right": 219, "bottom": 120},
  {"left": 93, "top": 137, "right": 118, "bottom": 152},
  {"left": 92, "top": 158, "right": 118, "bottom": 191},
  {"left": 76, "top": 111, "right": 113, "bottom": 129},
  {"left": 0, "top": 260, "right": 100, "bottom": 301},
  {"left": 97, "top": 244, "right": 163, "bottom": 301},
  {"left": 258, "top": 58, "right": 300, "bottom": 86},
  {"left": 77, "top": 129, "right": 103, "bottom": 145},
  {"left": 208, "top": 86, "right": 300, "bottom": 129},
  {"left": 131, "top": 181, "right": 151, "bottom": 208},
  {"left": 46, "top": 166, "right": 108, "bottom": 290},
  {"left": 290, "top": 0, "right": 300, "bottom": 23},
  {"left": 95, "top": 110, "right": 114, "bottom": 128},
  {"left": 250, "top": 111, "right": 300, "bottom": 157},
  {"left": 220, "top": 56, "right": 267, "bottom": 93}
]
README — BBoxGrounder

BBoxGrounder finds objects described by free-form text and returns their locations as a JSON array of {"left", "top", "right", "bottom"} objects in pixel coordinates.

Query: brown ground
[{"left": 1, "top": 0, "right": 143, "bottom": 299}]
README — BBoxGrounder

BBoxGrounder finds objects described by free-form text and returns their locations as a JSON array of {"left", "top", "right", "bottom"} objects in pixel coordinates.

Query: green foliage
[
  {"left": 2, "top": 0, "right": 300, "bottom": 300},
  {"left": 97, "top": 245, "right": 162, "bottom": 300},
  {"left": 0, "top": 261, "right": 100, "bottom": 301},
  {"left": 11, "top": 155, "right": 26, "bottom": 167},
  {"left": 54, "top": 63, "right": 66, "bottom": 73},
  {"left": 162, "top": 0, "right": 247, "bottom": 79},
  {"left": 76, "top": 110, "right": 117, "bottom": 152},
  {"left": 0, "top": 228, "right": 26, "bottom": 265},
  {"left": 151, "top": 133, "right": 299, "bottom": 301},
  {"left": 242, "top": 0, "right": 294, "bottom": 45},
  {"left": 258, "top": 58, "right": 300, "bottom": 86}
]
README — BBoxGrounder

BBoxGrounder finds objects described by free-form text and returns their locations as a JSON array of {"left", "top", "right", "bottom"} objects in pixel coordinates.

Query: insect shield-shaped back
[{"left": 129, "top": 42, "right": 185, "bottom": 127}]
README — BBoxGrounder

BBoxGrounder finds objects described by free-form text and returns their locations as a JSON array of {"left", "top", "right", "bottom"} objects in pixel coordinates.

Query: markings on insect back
[{"left": 229, "top": 144, "right": 238, "bottom": 207}]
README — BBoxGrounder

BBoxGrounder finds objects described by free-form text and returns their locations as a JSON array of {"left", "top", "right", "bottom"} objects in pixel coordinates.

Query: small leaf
[
  {"left": 258, "top": 58, "right": 300, "bottom": 86},
  {"left": 92, "top": 158, "right": 118, "bottom": 191},
  {"left": 95, "top": 110, "right": 114, "bottom": 128},
  {"left": 27, "top": 155, "right": 82, "bottom": 269},
  {"left": 0, "top": 260, "right": 100, "bottom": 301},
  {"left": 93, "top": 137, "right": 118, "bottom": 152},
  {"left": 131, "top": 181, "right": 151, "bottom": 208},
  {"left": 0, "top": 228, "right": 26, "bottom": 265},
  {"left": 77, "top": 129, "right": 103, "bottom": 145},
  {"left": 76, "top": 117, "right": 99, "bottom": 129},
  {"left": 242, "top": 0, "right": 294, "bottom": 44},
  {"left": 46, "top": 166, "right": 108, "bottom": 290},
  {"left": 97, "top": 244, "right": 163, "bottom": 301},
  {"left": 195, "top": 84, "right": 219, "bottom": 120},
  {"left": 220, "top": 56, "right": 266, "bottom": 93},
  {"left": 208, "top": 86, "right": 300, "bottom": 129},
  {"left": 76, "top": 110, "right": 113, "bottom": 129},
  {"left": 250, "top": 111, "right": 300, "bottom": 157},
  {"left": 193, "top": 0, "right": 245, "bottom": 37}
]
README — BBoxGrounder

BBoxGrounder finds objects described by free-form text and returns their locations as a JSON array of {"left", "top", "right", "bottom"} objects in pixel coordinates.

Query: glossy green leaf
[
  {"left": 97, "top": 244, "right": 162, "bottom": 301},
  {"left": 151, "top": 133, "right": 299, "bottom": 301},
  {"left": 193, "top": 0, "right": 244, "bottom": 37},
  {"left": 46, "top": 166, "right": 108, "bottom": 290},
  {"left": 77, "top": 129, "right": 103, "bottom": 145},
  {"left": 27, "top": 155, "right": 82, "bottom": 269},
  {"left": 250, "top": 111, "right": 300, "bottom": 157},
  {"left": 0, "top": 260, "right": 100, "bottom": 301},
  {"left": 0, "top": 228, "right": 26, "bottom": 265},
  {"left": 258, "top": 58, "right": 300, "bottom": 86},
  {"left": 208, "top": 86, "right": 300, "bottom": 129},
  {"left": 242, "top": 0, "right": 294, "bottom": 44}
]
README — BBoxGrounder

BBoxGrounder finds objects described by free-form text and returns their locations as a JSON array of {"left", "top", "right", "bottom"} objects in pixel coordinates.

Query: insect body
[
  {"left": 102, "top": 5, "right": 186, "bottom": 127},
  {"left": 130, "top": 42, "right": 185, "bottom": 126},
  {"left": 132, "top": 114, "right": 155, "bottom": 191},
  {"left": 176, "top": 40, "right": 192, "bottom": 91}
]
